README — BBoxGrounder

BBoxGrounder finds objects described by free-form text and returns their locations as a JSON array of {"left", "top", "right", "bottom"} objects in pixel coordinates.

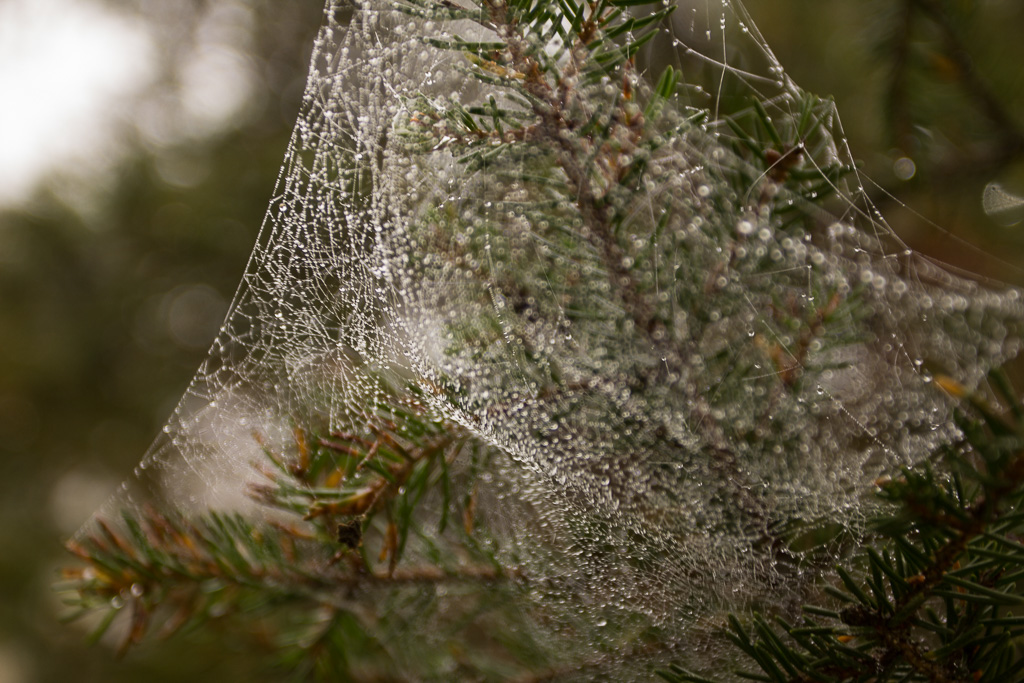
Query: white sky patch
[
  {"left": 180, "top": 2, "right": 257, "bottom": 136},
  {"left": 180, "top": 43, "right": 254, "bottom": 135},
  {"left": 0, "top": 0, "right": 156, "bottom": 206},
  {"left": 136, "top": 0, "right": 259, "bottom": 148}
]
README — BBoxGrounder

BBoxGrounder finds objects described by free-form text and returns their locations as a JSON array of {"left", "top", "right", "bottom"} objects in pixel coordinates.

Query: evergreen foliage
[
  {"left": 659, "top": 372, "right": 1024, "bottom": 682},
  {"left": 59, "top": 0, "right": 1024, "bottom": 680}
]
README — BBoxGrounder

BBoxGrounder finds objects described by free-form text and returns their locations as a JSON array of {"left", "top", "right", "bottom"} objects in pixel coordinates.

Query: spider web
[{"left": 79, "top": 0, "right": 1024, "bottom": 678}]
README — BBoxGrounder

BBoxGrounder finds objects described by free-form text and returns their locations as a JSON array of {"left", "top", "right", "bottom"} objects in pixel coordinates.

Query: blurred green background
[{"left": 2, "top": 1, "right": 1024, "bottom": 680}]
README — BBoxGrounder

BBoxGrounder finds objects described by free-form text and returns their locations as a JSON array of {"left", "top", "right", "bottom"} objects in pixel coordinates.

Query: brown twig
[
  {"left": 887, "top": 2, "right": 917, "bottom": 153},
  {"left": 903, "top": 0, "right": 1024, "bottom": 180}
]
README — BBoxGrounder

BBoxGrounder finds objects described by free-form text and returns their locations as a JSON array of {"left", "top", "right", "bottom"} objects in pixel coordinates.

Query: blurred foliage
[
  {"left": 3, "top": 0, "right": 1024, "bottom": 681},
  {"left": 0, "top": 1, "right": 323, "bottom": 681},
  {"left": 750, "top": 0, "right": 1024, "bottom": 285}
]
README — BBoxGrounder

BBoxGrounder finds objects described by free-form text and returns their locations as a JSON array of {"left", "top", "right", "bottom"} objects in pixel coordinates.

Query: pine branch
[
  {"left": 59, "top": 374, "right": 530, "bottom": 673},
  {"left": 423, "top": 0, "right": 673, "bottom": 346},
  {"left": 60, "top": 2, "right": 1024, "bottom": 680},
  {"left": 661, "top": 372, "right": 1024, "bottom": 683}
]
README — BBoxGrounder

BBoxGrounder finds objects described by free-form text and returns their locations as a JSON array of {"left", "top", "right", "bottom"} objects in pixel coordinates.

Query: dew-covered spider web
[{"left": 77, "top": 0, "right": 1024, "bottom": 678}]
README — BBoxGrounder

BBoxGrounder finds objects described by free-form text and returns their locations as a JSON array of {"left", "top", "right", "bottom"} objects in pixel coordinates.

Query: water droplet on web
[
  {"left": 72, "top": 1, "right": 1024, "bottom": 679},
  {"left": 983, "top": 182, "right": 1024, "bottom": 226}
]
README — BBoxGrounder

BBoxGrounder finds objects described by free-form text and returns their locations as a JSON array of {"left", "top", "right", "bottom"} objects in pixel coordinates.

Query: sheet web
[{"left": 81, "top": 0, "right": 1024, "bottom": 678}]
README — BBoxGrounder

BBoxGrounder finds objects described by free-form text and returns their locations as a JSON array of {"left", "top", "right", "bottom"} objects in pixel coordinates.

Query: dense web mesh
[{"left": 80, "top": 0, "right": 1024, "bottom": 678}]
